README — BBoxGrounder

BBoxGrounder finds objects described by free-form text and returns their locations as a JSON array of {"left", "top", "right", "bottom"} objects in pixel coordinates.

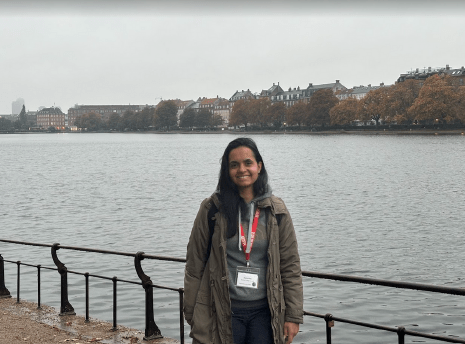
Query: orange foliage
[
  {"left": 408, "top": 75, "right": 461, "bottom": 124},
  {"left": 330, "top": 97, "right": 359, "bottom": 125}
]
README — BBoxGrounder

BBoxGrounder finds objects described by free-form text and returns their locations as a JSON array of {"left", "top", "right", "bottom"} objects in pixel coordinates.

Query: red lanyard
[{"left": 239, "top": 208, "right": 261, "bottom": 264}]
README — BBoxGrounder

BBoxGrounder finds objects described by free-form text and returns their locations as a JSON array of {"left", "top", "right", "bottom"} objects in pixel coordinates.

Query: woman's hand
[{"left": 284, "top": 322, "right": 299, "bottom": 344}]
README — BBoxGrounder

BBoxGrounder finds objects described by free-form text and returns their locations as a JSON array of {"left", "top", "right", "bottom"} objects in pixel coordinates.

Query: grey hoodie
[{"left": 227, "top": 186, "right": 273, "bottom": 308}]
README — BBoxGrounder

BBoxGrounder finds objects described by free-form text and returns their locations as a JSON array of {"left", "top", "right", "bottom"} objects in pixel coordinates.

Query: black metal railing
[
  {"left": 1, "top": 238, "right": 465, "bottom": 344},
  {"left": 0, "top": 239, "right": 183, "bottom": 342}
]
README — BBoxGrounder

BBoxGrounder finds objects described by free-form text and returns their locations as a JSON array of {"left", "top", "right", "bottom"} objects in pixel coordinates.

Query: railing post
[
  {"left": 134, "top": 252, "right": 162, "bottom": 340},
  {"left": 179, "top": 289, "right": 185, "bottom": 344},
  {"left": 16, "top": 261, "right": 21, "bottom": 303},
  {"left": 111, "top": 276, "right": 117, "bottom": 331},
  {"left": 397, "top": 326, "right": 405, "bottom": 344},
  {"left": 51, "top": 243, "right": 75, "bottom": 316},
  {"left": 37, "top": 265, "right": 41, "bottom": 309},
  {"left": 324, "top": 313, "right": 334, "bottom": 344},
  {"left": 0, "top": 254, "right": 11, "bottom": 299},
  {"left": 85, "top": 272, "right": 90, "bottom": 323}
]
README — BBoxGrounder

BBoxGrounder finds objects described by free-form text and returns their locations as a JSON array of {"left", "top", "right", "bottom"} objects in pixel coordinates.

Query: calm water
[{"left": 1, "top": 133, "right": 464, "bottom": 343}]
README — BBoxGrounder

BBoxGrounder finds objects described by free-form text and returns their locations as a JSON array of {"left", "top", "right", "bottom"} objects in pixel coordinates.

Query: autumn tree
[
  {"left": 408, "top": 75, "right": 461, "bottom": 124},
  {"left": 329, "top": 97, "right": 359, "bottom": 125},
  {"left": 229, "top": 99, "right": 251, "bottom": 128},
  {"left": 264, "top": 102, "right": 287, "bottom": 129},
  {"left": 456, "top": 87, "right": 465, "bottom": 123},
  {"left": 179, "top": 108, "right": 196, "bottom": 128},
  {"left": 248, "top": 98, "right": 270, "bottom": 127},
  {"left": 307, "top": 89, "right": 339, "bottom": 126},
  {"left": 357, "top": 87, "right": 391, "bottom": 125},
  {"left": 388, "top": 80, "right": 421, "bottom": 124},
  {"left": 286, "top": 101, "right": 307, "bottom": 127},
  {"left": 154, "top": 100, "right": 178, "bottom": 130}
]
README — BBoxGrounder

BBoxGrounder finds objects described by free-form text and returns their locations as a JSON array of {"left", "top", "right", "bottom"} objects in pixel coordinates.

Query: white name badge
[{"left": 236, "top": 266, "right": 260, "bottom": 289}]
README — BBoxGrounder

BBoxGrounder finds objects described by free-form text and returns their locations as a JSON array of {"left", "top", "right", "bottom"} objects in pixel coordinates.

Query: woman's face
[{"left": 228, "top": 146, "right": 262, "bottom": 192}]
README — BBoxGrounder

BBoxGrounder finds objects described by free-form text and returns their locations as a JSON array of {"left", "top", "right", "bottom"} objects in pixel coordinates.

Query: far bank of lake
[{"left": 3, "top": 127, "right": 465, "bottom": 136}]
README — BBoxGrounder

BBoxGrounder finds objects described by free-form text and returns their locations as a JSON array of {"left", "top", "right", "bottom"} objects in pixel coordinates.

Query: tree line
[
  {"left": 74, "top": 100, "right": 224, "bottom": 131},
  {"left": 0, "top": 100, "right": 225, "bottom": 132},
  {"left": 2, "top": 74, "right": 464, "bottom": 133},
  {"left": 75, "top": 101, "right": 178, "bottom": 131},
  {"left": 0, "top": 105, "right": 35, "bottom": 131},
  {"left": 229, "top": 74, "right": 465, "bottom": 129}
]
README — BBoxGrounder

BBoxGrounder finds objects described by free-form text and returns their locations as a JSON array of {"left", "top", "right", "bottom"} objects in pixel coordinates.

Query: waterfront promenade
[{"left": 0, "top": 298, "right": 180, "bottom": 344}]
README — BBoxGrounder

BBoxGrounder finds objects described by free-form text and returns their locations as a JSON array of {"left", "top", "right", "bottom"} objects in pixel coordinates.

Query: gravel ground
[{"left": 0, "top": 297, "right": 181, "bottom": 344}]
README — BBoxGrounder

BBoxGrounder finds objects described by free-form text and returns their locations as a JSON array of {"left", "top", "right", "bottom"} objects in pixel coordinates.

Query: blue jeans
[{"left": 231, "top": 304, "right": 273, "bottom": 344}]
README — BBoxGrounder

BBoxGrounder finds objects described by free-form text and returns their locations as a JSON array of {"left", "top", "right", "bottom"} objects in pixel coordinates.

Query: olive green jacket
[{"left": 184, "top": 193, "right": 303, "bottom": 344}]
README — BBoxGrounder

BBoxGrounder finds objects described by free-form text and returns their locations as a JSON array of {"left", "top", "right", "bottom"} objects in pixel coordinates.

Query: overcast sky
[{"left": 1, "top": 0, "right": 465, "bottom": 114}]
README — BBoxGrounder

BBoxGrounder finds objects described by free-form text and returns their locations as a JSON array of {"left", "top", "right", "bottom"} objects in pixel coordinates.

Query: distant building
[
  {"left": 12, "top": 98, "right": 25, "bottom": 115},
  {"left": 229, "top": 89, "right": 256, "bottom": 102},
  {"left": 0, "top": 114, "right": 15, "bottom": 121},
  {"left": 443, "top": 65, "right": 465, "bottom": 85},
  {"left": 197, "top": 96, "right": 230, "bottom": 127},
  {"left": 305, "top": 80, "right": 346, "bottom": 97},
  {"left": 214, "top": 98, "right": 231, "bottom": 127},
  {"left": 171, "top": 99, "right": 195, "bottom": 122},
  {"left": 37, "top": 107, "right": 65, "bottom": 130},
  {"left": 259, "top": 83, "right": 284, "bottom": 100},
  {"left": 67, "top": 104, "right": 145, "bottom": 127},
  {"left": 266, "top": 85, "right": 305, "bottom": 107},
  {"left": 397, "top": 64, "right": 465, "bottom": 86},
  {"left": 26, "top": 111, "right": 37, "bottom": 127},
  {"left": 260, "top": 80, "right": 347, "bottom": 106},
  {"left": 336, "top": 83, "right": 387, "bottom": 100}
]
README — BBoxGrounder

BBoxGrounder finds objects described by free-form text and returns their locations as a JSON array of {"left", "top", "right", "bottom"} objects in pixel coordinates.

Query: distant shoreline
[{"left": 3, "top": 129, "right": 465, "bottom": 136}]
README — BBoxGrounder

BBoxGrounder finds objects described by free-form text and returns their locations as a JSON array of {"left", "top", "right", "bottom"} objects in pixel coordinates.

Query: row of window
[{"left": 272, "top": 93, "right": 303, "bottom": 101}]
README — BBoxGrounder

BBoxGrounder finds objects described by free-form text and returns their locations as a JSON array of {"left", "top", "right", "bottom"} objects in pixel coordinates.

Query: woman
[{"left": 184, "top": 137, "right": 303, "bottom": 344}]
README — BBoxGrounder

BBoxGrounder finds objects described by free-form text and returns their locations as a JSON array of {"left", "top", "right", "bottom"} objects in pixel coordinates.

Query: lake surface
[{"left": 1, "top": 132, "right": 464, "bottom": 343}]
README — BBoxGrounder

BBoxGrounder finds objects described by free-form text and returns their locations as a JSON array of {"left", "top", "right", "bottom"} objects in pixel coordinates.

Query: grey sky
[{"left": 1, "top": 0, "right": 465, "bottom": 114}]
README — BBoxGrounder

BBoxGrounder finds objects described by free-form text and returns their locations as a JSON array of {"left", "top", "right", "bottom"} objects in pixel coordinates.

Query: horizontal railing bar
[
  {"left": 303, "top": 311, "right": 325, "bottom": 319},
  {"left": 67, "top": 270, "right": 141, "bottom": 285},
  {"left": 1, "top": 239, "right": 186, "bottom": 262},
  {"left": 3, "top": 259, "right": 184, "bottom": 292},
  {"left": 143, "top": 254, "right": 186, "bottom": 263},
  {"left": 57, "top": 245, "right": 136, "bottom": 257},
  {"left": 304, "top": 311, "right": 396, "bottom": 332},
  {"left": 304, "top": 311, "right": 465, "bottom": 343},
  {"left": 150, "top": 284, "right": 183, "bottom": 293},
  {"left": 4, "top": 260, "right": 38, "bottom": 268},
  {"left": 406, "top": 331, "right": 465, "bottom": 343},
  {"left": 302, "top": 271, "right": 465, "bottom": 296},
  {"left": 0, "top": 239, "right": 52, "bottom": 248},
  {"left": 334, "top": 315, "right": 404, "bottom": 333}
]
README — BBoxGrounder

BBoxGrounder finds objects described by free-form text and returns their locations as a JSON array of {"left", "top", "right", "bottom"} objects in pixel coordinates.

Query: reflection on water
[{"left": 1, "top": 133, "right": 465, "bottom": 343}]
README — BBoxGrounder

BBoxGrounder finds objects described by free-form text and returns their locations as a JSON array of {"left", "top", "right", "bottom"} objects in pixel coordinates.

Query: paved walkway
[{"left": 0, "top": 297, "right": 181, "bottom": 344}]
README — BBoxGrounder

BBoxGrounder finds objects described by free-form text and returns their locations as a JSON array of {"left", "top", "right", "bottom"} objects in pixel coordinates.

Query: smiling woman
[
  {"left": 228, "top": 146, "right": 262, "bottom": 203},
  {"left": 183, "top": 137, "right": 303, "bottom": 344}
]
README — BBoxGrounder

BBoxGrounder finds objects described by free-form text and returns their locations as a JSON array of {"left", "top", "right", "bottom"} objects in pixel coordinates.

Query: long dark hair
[{"left": 216, "top": 137, "right": 268, "bottom": 238}]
